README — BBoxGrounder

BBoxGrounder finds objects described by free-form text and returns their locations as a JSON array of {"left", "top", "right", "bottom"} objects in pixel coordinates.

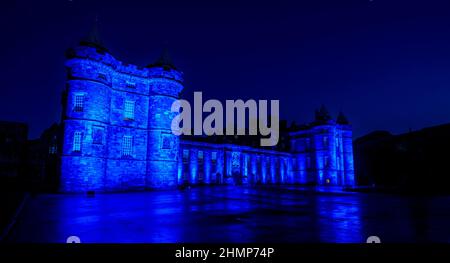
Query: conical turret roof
[
  {"left": 337, "top": 111, "right": 350, "bottom": 125},
  {"left": 147, "top": 47, "right": 177, "bottom": 70},
  {"left": 80, "top": 17, "right": 108, "bottom": 51}
]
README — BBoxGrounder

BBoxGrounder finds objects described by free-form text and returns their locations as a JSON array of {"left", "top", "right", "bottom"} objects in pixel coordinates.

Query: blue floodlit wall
[
  {"left": 178, "top": 141, "right": 294, "bottom": 186},
  {"left": 60, "top": 43, "right": 355, "bottom": 192},
  {"left": 61, "top": 43, "right": 183, "bottom": 192},
  {"left": 289, "top": 123, "right": 355, "bottom": 187},
  {"left": 146, "top": 68, "right": 183, "bottom": 189}
]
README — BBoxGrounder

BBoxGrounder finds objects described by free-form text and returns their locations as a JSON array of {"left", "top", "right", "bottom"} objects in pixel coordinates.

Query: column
[
  {"left": 204, "top": 150, "right": 211, "bottom": 184},
  {"left": 261, "top": 156, "right": 267, "bottom": 184},
  {"left": 242, "top": 153, "right": 249, "bottom": 185},
  {"left": 225, "top": 151, "right": 233, "bottom": 185},
  {"left": 280, "top": 157, "right": 285, "bottom": 184},
  {"left": 216, "top": 150, "right": 224, "bottom": 184},
  {"left": 189, "top": 149, "right": 198, "bottom": 185},
  {"left": 250, "top": 154, "right": 257, "bottom": 185},
  {"left": 270, "top": 156, "right": 276, "bottom": 184},
  {"left": 287, "top": 157, "right": 294, "bottom": 184},
  {"left": 177, "top": 149, "right": 183, "bottom": 185}
]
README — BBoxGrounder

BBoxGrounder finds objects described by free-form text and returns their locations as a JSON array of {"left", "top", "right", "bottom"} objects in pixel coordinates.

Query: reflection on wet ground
[{"left": 6, "top": 186, "right": 450, "bottom": 243}]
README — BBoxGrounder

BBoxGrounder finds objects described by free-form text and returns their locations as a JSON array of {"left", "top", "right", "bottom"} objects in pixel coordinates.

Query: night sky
[{"left": 2, "top": 0, "right": 450, "bottom": 139}]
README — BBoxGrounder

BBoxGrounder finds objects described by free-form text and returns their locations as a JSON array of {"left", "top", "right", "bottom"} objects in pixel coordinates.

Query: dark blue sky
[{"left": 2, "top": 0, "right": 450, "bottom": 139}]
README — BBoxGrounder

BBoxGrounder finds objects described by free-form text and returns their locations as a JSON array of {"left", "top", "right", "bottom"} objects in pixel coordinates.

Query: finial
[
  {"left": 147, "top": 43, "right": 177, "bottom": 70},
  {"left": 88, "top": 15, "right": 101, "bottom": 45},
  {"left": 337, "top": 111, "right": 350, "bottom": 125},
  {"left": 79, "top": 15, "right": 108, "bottom": 51},
  {"left": 315, "top": 104, "right": 332, "bottom": 122}
]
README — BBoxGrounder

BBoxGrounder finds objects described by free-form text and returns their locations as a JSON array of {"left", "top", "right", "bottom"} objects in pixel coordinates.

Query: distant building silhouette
[
  {"left": 354, "top": 124, "right": 450, "bottom": 192},
  {"left": 25, "top": 123, "right": 61, "bottom": 191},
  {"left": 0, "top": 121, "right": 63, "bottom": 192},
  {"left": 0, "top": 121, "right": 28, "bottom": 179}
]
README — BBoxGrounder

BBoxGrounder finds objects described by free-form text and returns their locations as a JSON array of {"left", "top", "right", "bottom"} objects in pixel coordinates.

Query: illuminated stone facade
[{"left": 60, "top": 41, "right": 355, "bottom": 192}]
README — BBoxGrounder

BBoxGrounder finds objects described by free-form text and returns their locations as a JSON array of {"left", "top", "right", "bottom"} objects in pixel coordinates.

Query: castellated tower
[
  {"left": 60, "top": 37, "right": 183, "bottom": 192},
  {"left": 145, "top": 50, "right": 183, "bottom": 189},
  {"left": 289, "top": 106, "right": 355, "bottom": 187},
  {"left": 61, "top": 42, "right": 112, "bottom": 192}
]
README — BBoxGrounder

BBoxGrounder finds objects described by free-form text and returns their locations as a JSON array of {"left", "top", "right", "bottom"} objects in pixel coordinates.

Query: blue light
[{"left": 61, "top": 44, "right": 356, "bottom": 192}]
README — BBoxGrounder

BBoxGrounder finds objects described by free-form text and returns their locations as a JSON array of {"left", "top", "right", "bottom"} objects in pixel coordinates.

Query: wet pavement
[{"left": 6, "top": 186, "right": 450, "bottom": 243}]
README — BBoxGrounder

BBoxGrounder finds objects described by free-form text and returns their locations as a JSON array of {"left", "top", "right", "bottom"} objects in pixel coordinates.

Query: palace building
[{"left": 60, "top": 35, "right": 355, "bottom": 192}]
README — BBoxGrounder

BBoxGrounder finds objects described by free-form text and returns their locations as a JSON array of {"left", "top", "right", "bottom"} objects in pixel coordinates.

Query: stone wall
[
  {"left": 60, "top": 43, "right": 355, "bottom": 192},
  {"left": 61, "top": 44, "right": 183, "bottom": 192}
]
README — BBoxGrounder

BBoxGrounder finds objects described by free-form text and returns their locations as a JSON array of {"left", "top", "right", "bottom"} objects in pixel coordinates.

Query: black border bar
[{"left": 1, "top": 244, "right": 450, "bottom": 261}]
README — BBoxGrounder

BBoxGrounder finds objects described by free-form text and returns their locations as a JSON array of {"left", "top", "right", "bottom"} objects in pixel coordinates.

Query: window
[
  {"left": 161, "top": 134, "right": 172, "bottom": 149},
  {"left": 49, "top": 145, "right": 57, "bottom": 155},
  {"left": 198, "top": 151, "right": 204, "bottom": 164},
  {"left": 306, "top": 157, "right": 311, "bottom": 169},
  {"left": 232, "top": 152, "right": 240, "bottom": 168},
  {"left": 93, "top": 126, "right": 104, "bottom": 145},
  {"left": 74, "top": 94, "right": 84, "bottom": 112},
  {"left": 73, "top": 132, "right": 82, "bottom": 152},
  {"left": 182, "top": 149, "right": 189, "bottom": 163},
  {"left": 124, "top": 100, "right": 135, "bottom": 120},
  {"left": 323, "top": 136, "right": 329, "bottom": 147},
  {"left": 211, "top": 152, "right": 217, "bottom": 163},
  {"left": 324, "top": 156, "right": 330, "bottom": 168},
  {"left": 122, "top": 136, "right": 133, "bottom": 157},
  {"left": 305, "top": 138, "right": 311, "bottom": 150},
  {"left": 98, "top": 73, "right": 107, "bottom": 81},
  {"left": 126, "top": 81, "right": 136, "bottom": 89}
]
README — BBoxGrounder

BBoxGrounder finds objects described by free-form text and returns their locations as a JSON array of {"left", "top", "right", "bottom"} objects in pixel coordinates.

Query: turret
[
  {"left": 145, "top": 48, "right": 184, "bottom": 189},
  {"left": 60, "top": 24, "right": 112, "bottom": 192},
  {"left": 61, "top": 23, "right": 154, "bottom": 192}
]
